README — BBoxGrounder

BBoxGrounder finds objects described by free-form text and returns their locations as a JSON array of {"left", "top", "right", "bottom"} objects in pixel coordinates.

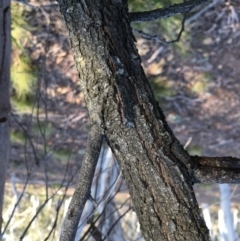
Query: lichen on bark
[{"left": 57, "top": 0, "right": 211, "bottom": 240}]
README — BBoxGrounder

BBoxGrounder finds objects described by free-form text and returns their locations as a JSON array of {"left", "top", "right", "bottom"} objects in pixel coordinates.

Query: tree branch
[
  {"left": 129, "top": 0, "right": 211, "bottom": 23},
  {"left": 191, "top": 156, "right": 240, "bottom": 184},
  {"left": 60, "top": 124, "right": 104, "bottom": 241},
  {"left": 133, "top": 12, "right": 187, "bottom": 44}
]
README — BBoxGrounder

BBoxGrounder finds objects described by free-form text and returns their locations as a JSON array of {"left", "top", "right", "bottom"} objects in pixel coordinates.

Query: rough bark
[
  {"left": 57, "top": 1, "right": 211, "bottom": 240},
  {"left": 60, "top": 124, "right": 103, "bottom": 241},
  {"left": 192, "top": 156, "right": 240, "bottom": 183},
  {"left": 0, "top": 0, "right": 11, "bottom": 232}
]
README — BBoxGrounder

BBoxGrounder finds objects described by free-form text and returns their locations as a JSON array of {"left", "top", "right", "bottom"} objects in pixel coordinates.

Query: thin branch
[
  {"left": 129, "top": 0, "right": 211, "bottom": 23},
  {"left": 185, "top": 0, "right": 219, "bottom": 24},
  {"left": 80, "top": 189, "right": 128, "bottom": 241},
  {"left": 11, "top": 113, "right": 40, "bottom": 166},
  {"left": 43, "top": 185, "right": 69, "bottom": 241},
  {"left": 78, "top": 177, "right": 124, "bottom": 240},
  {"left": 60, "top": 124, "right": 104, "bottom": 241},
  {"left": 93, "top": 147, "right": 106, "bottom": 204},
  {"left": 19, "top": 151, "right": 78, "bottom": 240},
  {"left": 103, "top": 206, "right": 132, "bottom": 241},
  {"left": 133, "top": 13, "right": 187, "bottom": 44},
  {"left": 202, "top": 185, "right": 238, "bottom": 209},
  {"left": 0, "top": 174, "right": 31, "bottom": 239},
  {"left": 43, "top": 155, "right": 78, "bottom": 241},
  {"left": 168, "top": 13, "right": 187, "bottom": 43},
  {"left": 191, "top": 156, "right": 240, "bottom": 184},
  {"left": 97, "top": 171, "right": 122, "bottom": 208},
  {"left": 79, "top": 198, "right": 109, "bottom": 241},
  {"left": 20, "top": 171, "right": 76, "bottom": 240},
  {"left": 20, "top": 199, "right": 51, "bottom": 240},
  {"left": 132, "top": 28, "right": 167, "bottom": 44},
  {"left": 89, "top": 223, "right": 103, "bottom": 241},
  {"left": 80, "top": 213, "right": 103, "bottom": 241}
]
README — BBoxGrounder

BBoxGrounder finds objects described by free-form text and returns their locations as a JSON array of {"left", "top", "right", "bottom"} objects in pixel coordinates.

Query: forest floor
[{"left": 8, "top": 0, "right": 240, "bottom": 208}]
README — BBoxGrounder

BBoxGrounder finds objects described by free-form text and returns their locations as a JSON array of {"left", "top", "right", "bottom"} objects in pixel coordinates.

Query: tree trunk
[
  {"left": 0, "top": 0, "right": 11, "bottom": 233},
  {"left": 57, "top": 0, "right": 210, "bottom": 240}
]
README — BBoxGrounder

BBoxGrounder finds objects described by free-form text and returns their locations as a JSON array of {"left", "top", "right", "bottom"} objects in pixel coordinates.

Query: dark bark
[
  {"left": 192, "top": 156, "right": 240, "bottom": 183},
  {"left": 0, "top": 0, "right": 11, "bottom": 232},
  {"left": 57, "top": 1, "right": 211, "bottom": 240},
  {"left": 129, "top": 0, "right": 211, "bottom": 23}
]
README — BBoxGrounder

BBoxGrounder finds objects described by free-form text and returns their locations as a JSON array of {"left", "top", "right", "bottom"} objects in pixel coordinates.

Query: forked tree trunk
[
  {"left": 57, "top": 0, "right": 210, "bottom": 240},
  {"left": 0, "top": 0, "right": 11, "bottom": 233}
]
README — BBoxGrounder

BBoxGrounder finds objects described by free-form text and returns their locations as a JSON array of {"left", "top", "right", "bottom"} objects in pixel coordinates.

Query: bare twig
[
  {"left": 78, "top": 173, "right": 123, "bottom": 233},
  {"left": 43, "top": 152, "right": 79, "bottom": 241},
  {"left": 168, "top": 13, "right": 187, "bottom": 43},
  {"left": 36, "top": 3, "right": 51, "bottom": 201},
  {"left": 129, "top": 0, "right": 211, "bottom": 23},
  {"left": 11, "top": 113, "right": 40, "bottom": 166},
  {"left": 79, "top": 187, "right": 127, "bottom": 241},
  {"left": 103, "top": 206, "right": 132, "bottom": 240},
  {"left": 43, "top": 180, "right": 72, "bottom": 241},
  {"left": 19, "top": 159, "right": 77, "bottom": 241},
  {"left": 97, "top": 171, "right": 122, "bottom": 209},
  {"left": 184, "top": 137, "right": 192, "bottom": 149},
  {"left": 202, "top": 185, "right": 240, "bottom": 210},
  {"left": 20, "top": 200, "right": 48, "bottom": 239},
  {"left": 133, "top": 13, "right": 187, "bottom": 45},
  {"left": 11, "top": 0, "right": 36, "bottom": 8},
  {"left": 132, "top": 28, "right": 167, "bottom": 44},
  {"left": 0, "top": 174, "right": 31, "bottom": 239},
  {"left": 93, "top": 147, "right": 107, "bottom": 205},
  {"left": 185, "top": 0, "right": 219, "bottom": 24},
  {"left": 79, "top": 198, "right": 110, "bottom": 241}
]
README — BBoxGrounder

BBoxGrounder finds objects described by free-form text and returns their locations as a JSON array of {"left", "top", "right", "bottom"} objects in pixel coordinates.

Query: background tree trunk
[
  {"left": 0, "top": 0, "right": 11, "bottom": 232},
  {"left": 57, "top": 0, "right": 210, "bottom": 240}
]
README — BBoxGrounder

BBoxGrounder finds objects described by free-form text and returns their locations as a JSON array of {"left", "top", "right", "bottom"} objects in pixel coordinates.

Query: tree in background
[{"left": 0, "top": 0, "right": 11, "bottom": 232}]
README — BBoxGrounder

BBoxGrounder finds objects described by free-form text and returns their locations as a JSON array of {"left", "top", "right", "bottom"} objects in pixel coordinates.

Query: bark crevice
[{"left": 57, "top": 0, "right": 214, "bottom": 240}]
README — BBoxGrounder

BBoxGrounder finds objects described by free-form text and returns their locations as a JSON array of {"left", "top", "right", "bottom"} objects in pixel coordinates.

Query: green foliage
[
  {"left": 190, "top": 72, "right": 212, "bottom": 95},
  {"left": 186, "top": 145, "right": 202, "bottom": 155},
  {"left": 54, "top": 149, "right": 72, "bottom": 163},
  {"left": 11, "top": 2, "right": 38, "bottom": 103},
  {"left": 129, "top": 0, "right": 192, "bottom": 57},
  {"left": 11, "top": 56, "right": 37, "bottom": 100},
  {"left": 149, "top": 75, "right": 176, "bottom": 101},
  {"left": 11, "top": 96, "right": 36, "bottom": 114},
  {"left": 128, "top": 0, "right": 164, "bottom": 12},
  {"left": 191, "top": 79, "right": 208, "bottom": 94},
  {"left": 10, "top": 130, "right": 26, "bottom": 143},
  {"left": 128, "top": 0, "right": 184, "bottom": 12},
  {"left": 33, "top": 122, "right": 54, "bottom": 138}
]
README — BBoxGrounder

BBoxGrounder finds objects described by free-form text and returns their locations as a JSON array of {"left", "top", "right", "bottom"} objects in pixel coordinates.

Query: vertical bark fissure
[{"left": 57, "top": 0, "right": 210, "bottom": 240}]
